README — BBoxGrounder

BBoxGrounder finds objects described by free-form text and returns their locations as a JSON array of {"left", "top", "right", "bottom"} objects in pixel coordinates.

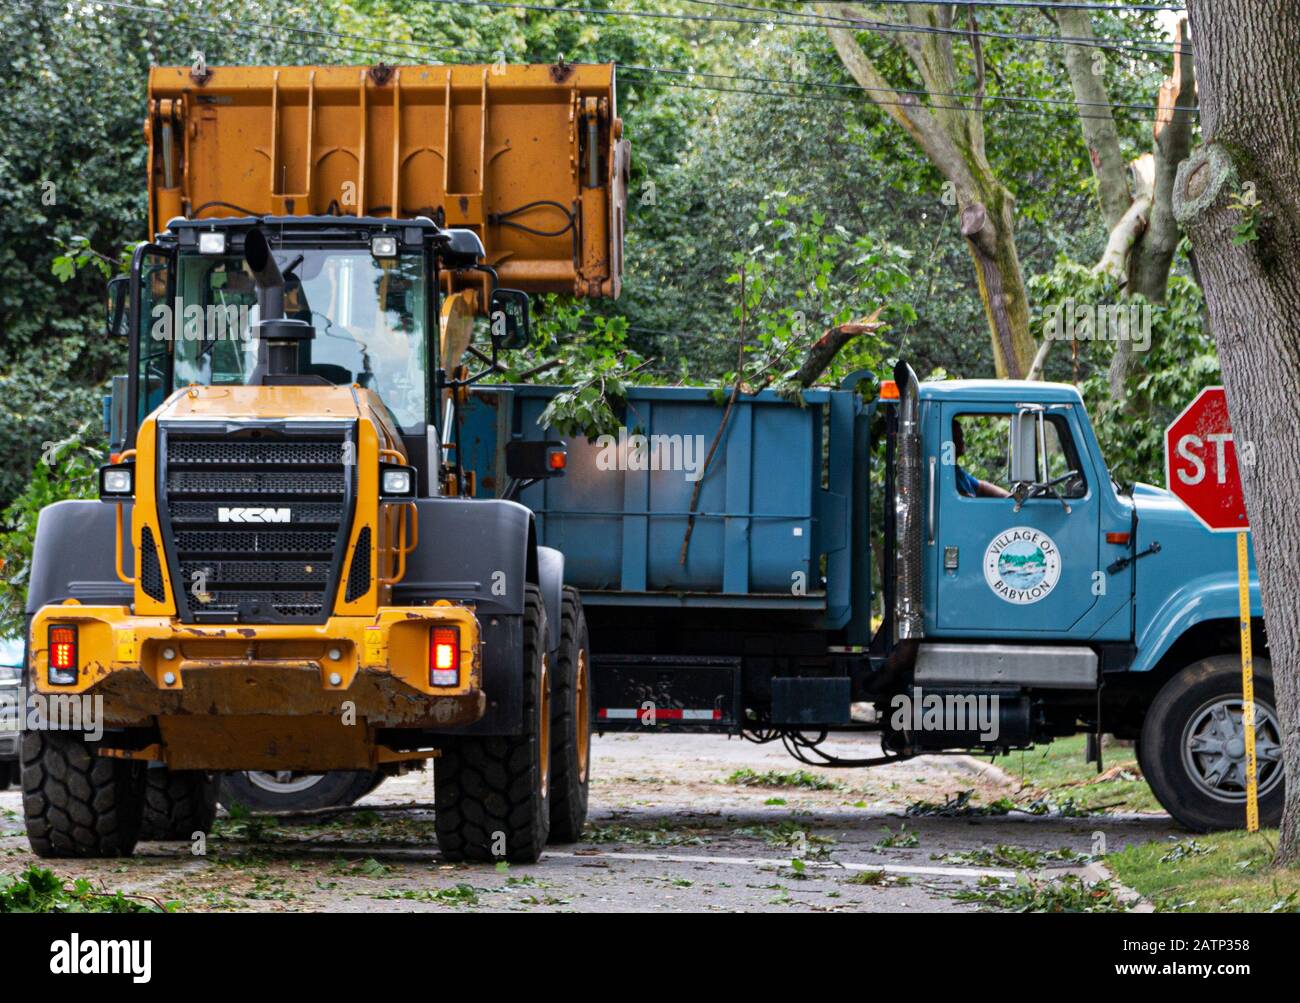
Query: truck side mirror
[
  {"left": 106, "top": 275, "right": 128, "bottom": 337},
  {"left": 490, "top": 288, "right": 532, "bottom": 350},
  {"left": 1009, "top": 409, "right": 1043, "bottom": 484}
]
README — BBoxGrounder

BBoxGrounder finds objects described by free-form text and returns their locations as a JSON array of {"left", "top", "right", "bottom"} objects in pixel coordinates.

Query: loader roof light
[
  {"left": 371, "top": 235, "right": 399, "bottom": 259},
  {"left": 879, "top": 379, "right": 900, "bottom": 401},
  {"left": 430, "top": 626, "right": 460, "bottom": 687},
  {"left": 48, "top": 625, "right": 78, "bottom": 686},
  {"left": 198, "top": 231, "right": 227, "bottom": 255}
]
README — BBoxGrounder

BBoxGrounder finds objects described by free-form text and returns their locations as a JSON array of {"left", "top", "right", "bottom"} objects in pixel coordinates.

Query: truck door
[{"left": 933, "top": 402, "right": 1100, "bottom": 635}]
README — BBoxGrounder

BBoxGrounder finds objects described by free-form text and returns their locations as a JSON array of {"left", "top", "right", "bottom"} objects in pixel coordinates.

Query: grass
[
  {"left": 725, "top": 768, "right": 842, "bottom": 791},
  {"left": 1107, "top": 830, "right": 1300, "bottom": 912},
  {"left": 991, "top": 735, "right": 1161, "bottom": 814}
]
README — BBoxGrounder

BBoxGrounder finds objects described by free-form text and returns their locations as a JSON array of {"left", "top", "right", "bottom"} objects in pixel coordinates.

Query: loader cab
[{"left": 111, "top": 216, "right": 513, "bottom": 496}]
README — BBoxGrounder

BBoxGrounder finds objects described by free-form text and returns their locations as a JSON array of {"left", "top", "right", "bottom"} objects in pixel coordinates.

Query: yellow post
[{"left": 1237, "top": 529, "right": 1259, "bottom": 832}]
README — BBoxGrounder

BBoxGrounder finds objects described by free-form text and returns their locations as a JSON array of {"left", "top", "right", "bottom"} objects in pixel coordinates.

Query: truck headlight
[{"left": 371, "top": 235, "right": 398, "bottom": 259}]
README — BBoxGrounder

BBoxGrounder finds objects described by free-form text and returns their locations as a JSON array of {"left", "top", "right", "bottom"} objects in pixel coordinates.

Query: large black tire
[
  {"left": 548, "top": 586, "right": 591, "bottom": 843},
  {"left": 434, "top": 585, "right": 551, "bottom": 863},
  {"left": 138, "top": 768, "right": 220, "bottom": 840},
  {"left": 21, "top": 730, "right": 146, "bottom": 858},
  {"left": 1142, "top": 655, "right": 1284, "bottom": 832},
  {"left": 219, "top": 770, "right": 382, "bottom": 813}
]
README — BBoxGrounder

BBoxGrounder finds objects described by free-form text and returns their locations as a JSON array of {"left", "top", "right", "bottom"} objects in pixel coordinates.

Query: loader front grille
[{"left": 158, "top": 423, "right": 356, "bottom": 624}]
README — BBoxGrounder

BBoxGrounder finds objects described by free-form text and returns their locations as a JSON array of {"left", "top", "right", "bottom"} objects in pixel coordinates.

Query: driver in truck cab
[{"left": 952, "top": 417, "right": 1010, "bottom": 499}]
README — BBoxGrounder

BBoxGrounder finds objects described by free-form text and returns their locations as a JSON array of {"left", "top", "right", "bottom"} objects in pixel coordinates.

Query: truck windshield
[{"left": 170, "top": 248, "right": 429, "bottom": 430}]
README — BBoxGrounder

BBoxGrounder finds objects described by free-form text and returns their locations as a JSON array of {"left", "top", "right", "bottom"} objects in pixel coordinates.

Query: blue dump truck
[{"left": 461, "top": 363, "right": 1275, "bottom": 832}]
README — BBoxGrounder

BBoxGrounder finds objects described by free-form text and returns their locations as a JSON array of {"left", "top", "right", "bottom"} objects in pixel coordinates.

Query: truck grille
[{"left": 158, "top": 424, "right": 356, "bottom": 623}]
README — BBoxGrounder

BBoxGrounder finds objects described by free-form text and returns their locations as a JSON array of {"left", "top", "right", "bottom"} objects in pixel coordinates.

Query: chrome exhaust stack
[{"left": 892, "top": 360, "right": 925, "bottom": 643}]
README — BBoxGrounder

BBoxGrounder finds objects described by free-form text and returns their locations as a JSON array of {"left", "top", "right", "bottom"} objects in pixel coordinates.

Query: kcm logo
[{"left": 217, "top": 506, "right": 291, "bottom": 523}]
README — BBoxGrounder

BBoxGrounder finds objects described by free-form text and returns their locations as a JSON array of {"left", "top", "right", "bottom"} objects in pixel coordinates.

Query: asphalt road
[{"left": 0, "top": 733, "right": 1180, "bottom": 912}]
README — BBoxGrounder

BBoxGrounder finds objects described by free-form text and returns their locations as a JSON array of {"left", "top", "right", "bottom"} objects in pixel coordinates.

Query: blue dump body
[{"left": 460, "top": 384, "right": 872, "bottom": 636}]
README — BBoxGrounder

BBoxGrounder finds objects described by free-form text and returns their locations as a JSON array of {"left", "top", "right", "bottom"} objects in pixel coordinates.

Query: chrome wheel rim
[
  {"left": 245, "top": 771, "right": 327, "bottom": 795},
  {"left": 1180, "top": 696, "right": 1284, "bottom": 803}
]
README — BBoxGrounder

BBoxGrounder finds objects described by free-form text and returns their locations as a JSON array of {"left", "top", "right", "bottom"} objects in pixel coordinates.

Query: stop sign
[{"left": 1165, "top": 387, "right": 1249, "bottom": 533}]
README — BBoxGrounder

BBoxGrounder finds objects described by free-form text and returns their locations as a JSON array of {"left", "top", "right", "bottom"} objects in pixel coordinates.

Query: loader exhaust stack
[{"left": 244, "top": 227, "right": 313, "bottom": 380}]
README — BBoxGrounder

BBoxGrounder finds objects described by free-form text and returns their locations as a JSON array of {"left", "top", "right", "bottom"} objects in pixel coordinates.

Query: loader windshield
[{"left": 170, "top": 248, "right": 430, "bottom": 430}]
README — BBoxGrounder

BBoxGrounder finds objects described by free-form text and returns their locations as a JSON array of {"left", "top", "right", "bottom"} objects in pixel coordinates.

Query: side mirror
[
  {"left": 1008, "top": 408, "right": 1043, "bottom": 484},
  {"left": 106, "top": 275, "right": 128, "bottom": 337},
  {"left": 489, "top": 288, "right": 532, "bottom": 350}
]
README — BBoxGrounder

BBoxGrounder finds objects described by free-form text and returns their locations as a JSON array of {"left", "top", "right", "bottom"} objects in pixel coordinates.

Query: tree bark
[
  {"left": 1051, "top": 1, "right": 1131, "bottom": 230},
  {"left": 830, "top": 4, "right": 1035, "bottom": 378},
  {"left": 1175, "top": 0, "right": 1300, "bottom": 865}
]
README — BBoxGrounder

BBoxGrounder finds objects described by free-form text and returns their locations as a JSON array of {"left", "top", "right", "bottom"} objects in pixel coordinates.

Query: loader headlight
[
  {"left": 98, "top": 462, "right": 135, "bottom": 501},
  {"left": 371, "top": 235, "right": 399, "bottom": 259},
  {"left": 380, "top": 463, "right": 416, "bottom": 501},
  {"left": 198, "top": 231, "right": 227, "bottom": 255}
]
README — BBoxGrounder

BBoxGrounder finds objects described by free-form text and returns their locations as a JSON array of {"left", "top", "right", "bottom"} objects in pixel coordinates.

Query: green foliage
[
  {"left": 0, "top": 865, "right": 164, "bottom": 913},
  {"left": 0, "top": 424, "right": 102, "bottom": 637},
  {"left": 1028, "top": 250, "right": 1217, "bottom": 486}
]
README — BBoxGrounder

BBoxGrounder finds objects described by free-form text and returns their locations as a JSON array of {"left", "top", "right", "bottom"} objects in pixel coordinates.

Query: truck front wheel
[
  {"left": 139, "top": 768, "right": 220, "bottom": 841},
  {"left": 21, "top": 730, "right": 146, "bottom": 858},
  {"left": 1142, "top": 655, "right": 1285, "bottom": 831},
  {"left": 434, "top": 585, "right": 552, "bottom": 862},
  {"left": 548, "top": 586, "right": 591, "bottom": 843}
]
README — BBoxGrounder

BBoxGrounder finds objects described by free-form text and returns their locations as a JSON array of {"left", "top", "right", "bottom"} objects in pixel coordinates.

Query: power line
[
  {"left": 618, "top": 62, "right": 1191, "bottom": 115},
  {"left": 801, "top": 1, "right": 1184, "bottom": 10},
  {"left": 69, "top": 0, "right": 1188, "bottom": 122},
  {"left": 688, "top": 0, "right": 1189, "bottom": 55},
  {"left": 623, "top": 74, "right": 1181, "bottom": 122},
  {"left": 431, "top": 0, "right": 1189, "bottom": 57}
]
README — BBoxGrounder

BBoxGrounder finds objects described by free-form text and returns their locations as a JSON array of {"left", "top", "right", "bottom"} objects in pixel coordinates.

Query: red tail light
[
  {"left": 430, "top": 627, "right": 460, "bottom": 687},
  {"left": 49, "top": 625, "right": 78, "bottom": 685}
]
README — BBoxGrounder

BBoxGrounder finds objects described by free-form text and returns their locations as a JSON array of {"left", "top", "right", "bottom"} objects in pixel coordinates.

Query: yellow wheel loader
[{"left": 22, "top": 62, "right": 627, "bottom": 861}]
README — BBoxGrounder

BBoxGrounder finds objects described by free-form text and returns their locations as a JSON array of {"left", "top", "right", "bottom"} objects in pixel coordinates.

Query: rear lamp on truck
[
  {"left": 98, "top": 462, "right": 134, "bottom": 501},
  {"left": 198, "top": 231, "right": 227, "bottom": 255},
  {"left": 379, "top": 463, "right": 417, "bottom": 501},
  {"left": 548, "top": 448, "right": 566, "bottom": 471},
  {"left": 48, "top": 625, "right": 78, "bottom": 686},
  {"left": 430, "top": 627, "right": 460, "bottom": 687}
]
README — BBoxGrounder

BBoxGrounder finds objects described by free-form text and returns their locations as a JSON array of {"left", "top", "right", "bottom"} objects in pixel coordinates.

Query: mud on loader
[{"left": 22, "top": 62, "right": 628, "bottom": 861}]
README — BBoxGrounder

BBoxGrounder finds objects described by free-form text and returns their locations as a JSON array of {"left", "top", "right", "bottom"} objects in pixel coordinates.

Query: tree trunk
[
  {"left": 1175, "top": 0, "right": 1300, "bottom": 864},
  {"left": 829, "top": 4, "right": 1035, "bottom": 379}
]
